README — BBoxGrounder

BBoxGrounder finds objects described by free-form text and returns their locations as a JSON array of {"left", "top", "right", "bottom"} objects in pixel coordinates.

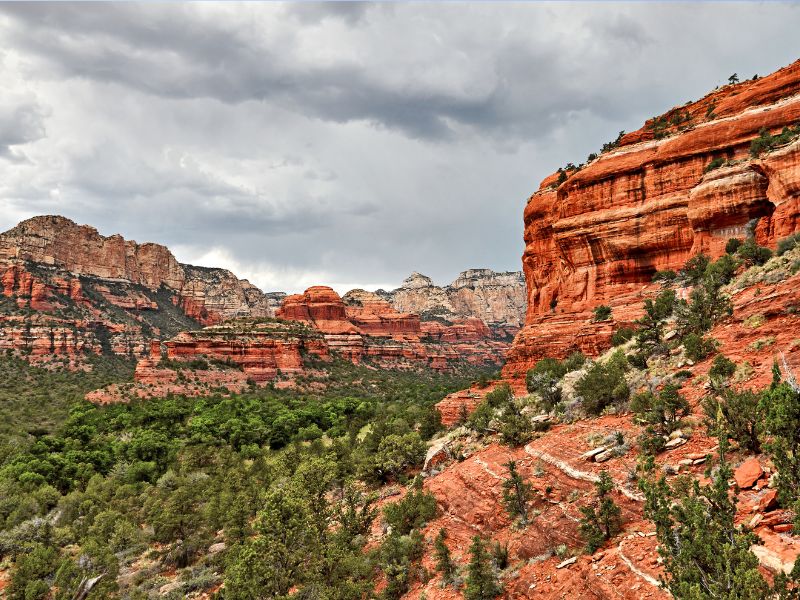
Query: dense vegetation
[{"left": 0, "top": 355, "right": 491, "bottom": 599}]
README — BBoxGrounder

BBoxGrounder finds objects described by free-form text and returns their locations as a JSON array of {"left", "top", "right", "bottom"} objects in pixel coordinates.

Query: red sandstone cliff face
[
  {"left": 505, "top": 59, "right": 800, "bottom": 377},
  {"left": 0, "top": 216, "right": 276, "bottom": 325},
  {"left": 0, "top": 216, "right": 286, "bottom": 366}
]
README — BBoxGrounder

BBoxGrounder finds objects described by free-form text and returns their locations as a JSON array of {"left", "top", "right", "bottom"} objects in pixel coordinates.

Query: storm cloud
[{"left": 0, "top": 2, "right": 797, "bottom": 292}]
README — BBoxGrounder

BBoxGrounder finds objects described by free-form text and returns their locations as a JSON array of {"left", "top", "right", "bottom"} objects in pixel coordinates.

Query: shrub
[
  {"left": 682, "top": 333, "right": 716, "bottom": 361},
  {"left": 652, "top": 270, "right": 677, "bottom": 283},
  {"left": 708, "top": 354, "right": 736, "bottom": 386},
  {"left": 635, "top": 289, "right": 677, "bottom": 356},
  {"left": 705, "top": 253, "right": 739, "bottom": 285},
  {"left": 681, "top": 254, "right": 711, "bottom": 285},
  {"left": 575, "top": 351, "right": 629, "bottom": 415},
  {"left": 579, "top": 471, "right": 622, "bottom": 553},
  {"left": 434, "top": 528, "right": 456, "bottom": 585},
  {"left": 702, "top": 389, "right": 762, "bottom": 453},
  {"left": 464, "top": 536, "right": 502, "bottom": 600},
  {"left": 725, "top": 238, "right": 743, "bottom": 254},
  {"left": 502, "top": 461, "right": 533, "bottom": 526},
  {"left": 641, "top": 444, "right": 771, "bottom": 598},
  {"left": 750, "top": 124, "right": 800, "bottom": 158},
  {"left": 383, "top": 477, "right": 437, "bottom": 536},
  {"left": 777, "top": 232, "right": 800, "bottom": 256},
  {"left": 611, "top": 327, "right": 635, "bottom": 346},
  {"left": 704, "top": 157, "right": 726, "bottom": 173},
  {"left": 466, "top": 400, "right": 493, "bottom": 433},
  {"left": 737, "top": 238, "right": 772, "bottom": 266},
  {"left": 593, "top": 305, "right": 612, "bottom": 322},
  {"left": 631, "top": 384, "right": 689, "bottom": 437},
  {"left": 760, "top": 383, "right": 800, "bottom": 517}
]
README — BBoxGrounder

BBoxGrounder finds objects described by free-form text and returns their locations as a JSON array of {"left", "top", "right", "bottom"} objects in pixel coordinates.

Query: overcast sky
[{"left": 0, "top": 3, "right": 797, "bottom": 293}]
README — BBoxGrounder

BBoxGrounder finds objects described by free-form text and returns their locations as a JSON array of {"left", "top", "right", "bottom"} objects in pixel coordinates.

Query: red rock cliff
[{"left": 505, "top": 59, "right": 800, "bottom": 377}]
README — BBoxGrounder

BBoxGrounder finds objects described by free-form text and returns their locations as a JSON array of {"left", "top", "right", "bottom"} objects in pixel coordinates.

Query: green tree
[
  {"left": 579, "top": 471, "right": 622, "bottom": 553},
  {"left": 464, "top": 536, "right": 502, "bottom": 600},
  {"left": 641, "top": 443, "right": 770, "bottom": 598},
  {"left": 224, "top": 484, "right": 315, "bottom": 599},
  {"left": 383, "top": 477, "right": 437, "bottom": 536},
  {"left": 434, "top": 528, "right": 456, "bottom": 585},
  {"left": 575, "top": 351, "right": 630, "bottom": 415},
  {"left": 760, "top": 382, "right": 800, "bottom": 525},
  {"left": 502, "top": 460, "right": 533, "bottom": 525},
  {"left": 593, "top": 305, "right": 612, "bottom": 322},
  {"left": 703, "top": 388, "right": 763, "bottom": 453},
  {"left": 635, "top": 289, "right": 677, "bottom": 359}
]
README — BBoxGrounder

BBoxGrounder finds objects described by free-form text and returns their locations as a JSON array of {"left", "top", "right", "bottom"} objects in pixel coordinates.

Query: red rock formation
[
  {"left": 506, "top": 59, "right": 800, "bottom": 378},
  {"left": 0, "top": 215, "right": 277, "bottom": 325}
]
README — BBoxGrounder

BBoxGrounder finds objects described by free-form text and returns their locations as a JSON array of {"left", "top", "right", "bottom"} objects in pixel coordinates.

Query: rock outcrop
[
  {"left": 0, "top": 216, "right": 283, "bottom": 365},
  {"left": 505, "top": 59, "right": 800, "bottom": 377},
  {"left": 378, "top": 269, "right": 526, "bottom": 328},
  {"left": 0, "top": 216, "right": 276, "bottom": 323}
]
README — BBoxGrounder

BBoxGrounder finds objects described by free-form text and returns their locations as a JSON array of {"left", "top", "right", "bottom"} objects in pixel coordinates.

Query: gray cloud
[{"left": 0, "top": 2, "right": 797, "bottom": 293}]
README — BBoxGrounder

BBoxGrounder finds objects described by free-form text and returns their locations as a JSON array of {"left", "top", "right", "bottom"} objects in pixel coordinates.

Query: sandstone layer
[
  {"left": 506, "top": 59, "right": 800, "bottom": 377},
  {"left": 377, "top": 269, "right": 526, "bottom": 329}
]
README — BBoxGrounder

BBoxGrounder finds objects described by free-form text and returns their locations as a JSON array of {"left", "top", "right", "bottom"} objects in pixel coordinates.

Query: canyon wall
[
  {"left": 505, "top": 59, "right": 800, "bottom": 377},
  {"left": 0, "top": 215, "right": 276, "bottom": 323},
  {"left": 377, "top": 269, "right": 526, "bottom": 328}
]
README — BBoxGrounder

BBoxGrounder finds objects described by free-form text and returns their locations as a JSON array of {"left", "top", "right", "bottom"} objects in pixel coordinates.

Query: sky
[{"left": 0, "top": 3, "right": 798, "bottom": 294}]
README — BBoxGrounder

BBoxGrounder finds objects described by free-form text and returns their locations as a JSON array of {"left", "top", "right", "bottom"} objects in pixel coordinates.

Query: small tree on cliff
[
  {"left": 464, "top": 536, "right": 502, "bottom": 600},
  {"left": 502, "top": 460, "right": 533, "bottom": 526},
  {"left": 641, "top": 441, "right": 771, "bottom": 598},
  {"left": 579, "top": 470, "right": 622, "bottom": 553},
  {"left": 433, "top": 528, "right": 456, "bottom": 586}
]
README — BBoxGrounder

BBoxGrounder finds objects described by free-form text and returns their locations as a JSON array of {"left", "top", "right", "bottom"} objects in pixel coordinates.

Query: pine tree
[
  {"left": 579, "top": 470, "right": 622, "bottom": 553},
  {"left": 465, "top": 536, "right": 502, "bottom": 600},
  {"left": 433, "top": 528, "right": 455, "bottom": 585},
  {"left": 501, "top": 460, "right": 532, "bottom": 525},
  {"left": 641, "top": 441, "right": 771, "bottom": 598}
]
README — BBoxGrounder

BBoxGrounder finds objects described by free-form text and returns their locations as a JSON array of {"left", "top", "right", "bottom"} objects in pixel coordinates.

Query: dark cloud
[
  {"left": 0, "top": 3, "right": 797, "bottom": 292},
  {"left": 0, "top": 94, "right": 48, "bottom": 161}
]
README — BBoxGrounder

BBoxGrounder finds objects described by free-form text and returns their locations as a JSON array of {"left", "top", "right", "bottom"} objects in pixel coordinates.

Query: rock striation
[
  {"left": 505, "top": 59, "right": 800, "bottom": 377},
  {"left": 0, "top": 216, "right": 282, "bottom": 365},
  {"left": 378, "top": 269, "right": 526, "bottom": 329}
]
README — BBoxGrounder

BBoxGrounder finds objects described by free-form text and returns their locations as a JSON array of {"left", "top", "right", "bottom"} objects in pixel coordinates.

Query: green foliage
[
  {"left": 725, "top": 238, "right": 743, "bottom": 254},
  {"left": 611, "top": 327, "right": 636, "bottom": 346},
  {"left": 682, "top": 333, "right": 716, "bottom": 361},
  {"left": 434, "top": 528, "right": 456, "bottom": 586},
  {"left": 641, "top": 444, "right": 771, "bottom": 598},
  {"left": 0, "top": 354, "right": 134, "bottom": 443},
  {"left": 501, "top": 461, "right": 533, "bottom": 526},
  {"left": 464, "top": 536, "right": 502, "bottom": 600},
  {"left": 600, "top": 130, "right": 625, "bottom": 154},
  {"left": 777, "top": 232, "right": 800, "bottom": 256},
  {"left": 675, "top": 270, "right": 733, "bottom": 336},
  {"left": 681, "top": 254, "right": 711, "bottom": 285},
  {"left": 760, "top": 383, "right": 800, "bottom": 511},
  {"left": 652, "top": 269, "right": 677, "bottom": 283},
  {"left": 525, "top": 354, "right": 584, "bottom": 412},
  {"left": 383, "top": 477, "right": 437, "bottom": 536},
  {"left": 709, "top": 354, "right": 736, "bottom": 385},
  {"left": 729, "top": 73, "right": 739, "bottom": 84},
  {"left": 579, "top": 471, "right": 622, "bottom": 554},
  {"left": 631, "top": 384, "right": 689, "bottom": 437},
  {"left": 737, "top": 238, "right": 773, "bottom": 266},
  {"left": 703, "top": 388, "right": 763, "bottom": 453},
  {"left": 705, "top": 157, "right": 726, "bottom": 172},
  {"left": 0, "top": 358, "right": 480, "bottom": 599},
  {"left": 380, "top": 530, "right": 425, "bottom": 599},
  {"left": 635, "top": 289, "right": 677, "bottom": 359},
  {"left": 592, "top": 305, "right": 612, "bottom": 322},
  {"left": 750, "top": 124, "right": 800, "bottom": 157},
  {"left": 575, "top": 351, "right": 630, "bottom": 415}
]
